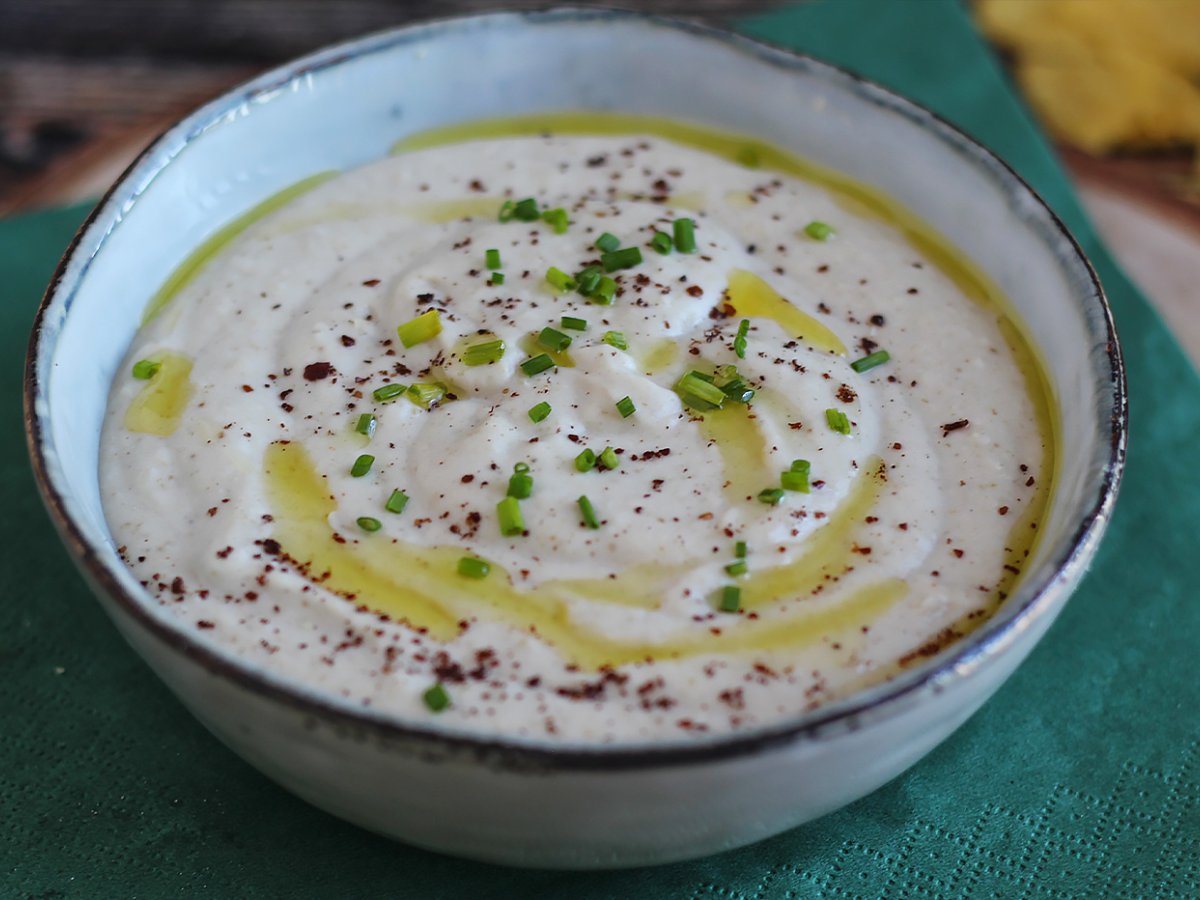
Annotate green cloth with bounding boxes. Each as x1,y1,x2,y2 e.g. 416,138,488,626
3,0,1198,895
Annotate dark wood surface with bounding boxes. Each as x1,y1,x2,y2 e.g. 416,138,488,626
0,1,785,213
3,0,1198,238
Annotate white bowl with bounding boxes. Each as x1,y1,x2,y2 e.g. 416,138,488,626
25,9,1126,868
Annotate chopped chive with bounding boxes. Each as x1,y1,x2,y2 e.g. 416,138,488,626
496,496,525,536
782,459,811,493
735,540,748,558
546,267,577,292
131,359,160,380
485,248,502,269
592,276,617,305
457,557,491,579
725,560,748,576
490,272,505,286
758,487,785,505
674,370,726,410
734,319,750,359
423,683,450,712
719,377,754,404
508,462,533,499
597,446,619,470
536,327,572,353
397,309,442,348
602,330,627,350
406,382,446,407
578,495,601,529
542,207,570,234
385,489,409,514
575,448,597,472
804,220,834,241
826,408,851,435
512,197,540,221
350,454,375,477
595,232,621,253
462,339,506,367
357,516,382,533
850,349,891,373
520,353,555,377
601,246,642,272
562,316,588,331
719,585,741,613
673,218,697,253
498,200,516,222
615,396,636,418
528,401,552,423
650,231,673,255
373,382,406,402
576,268,602,296
355,413,377,438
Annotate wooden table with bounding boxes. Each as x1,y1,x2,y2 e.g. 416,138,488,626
4,0,1197,365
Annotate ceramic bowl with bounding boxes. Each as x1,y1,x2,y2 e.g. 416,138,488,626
25,9,1125,868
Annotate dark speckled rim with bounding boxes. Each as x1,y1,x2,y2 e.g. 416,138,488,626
24,7,1127,771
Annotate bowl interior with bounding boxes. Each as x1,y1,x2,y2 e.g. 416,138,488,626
29,9,1121,747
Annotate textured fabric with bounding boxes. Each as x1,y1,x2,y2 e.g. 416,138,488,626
3,0,1198,895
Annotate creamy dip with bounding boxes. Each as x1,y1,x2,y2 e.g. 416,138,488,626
100,120,1052,743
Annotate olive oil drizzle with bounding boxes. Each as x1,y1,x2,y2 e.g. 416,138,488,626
124,351,193,436
141,171,336,324
264,441,907,671
726,268,847,355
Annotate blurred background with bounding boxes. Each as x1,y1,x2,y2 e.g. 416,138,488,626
2,0,1198,358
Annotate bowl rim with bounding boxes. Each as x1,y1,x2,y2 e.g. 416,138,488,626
24,6,1127,771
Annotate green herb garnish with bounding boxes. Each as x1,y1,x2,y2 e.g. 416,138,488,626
602,330,627,350
397,309,442,348
520,354,555,377
496,496,525,536
595,232,621,253
673,218,697,253
462,339,506,367
507,462,533,499
578,495,601,529
850,350,890,373
373,383,406,402
537,327,572,353
804,220,834,241
601,246,642,272
131,359,160,380
826,408,851,435
457,557,491,579
423,683,450,712
719,585,741,613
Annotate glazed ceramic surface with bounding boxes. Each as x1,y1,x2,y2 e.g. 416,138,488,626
26,10,1125,868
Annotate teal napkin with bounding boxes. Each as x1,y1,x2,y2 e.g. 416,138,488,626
3,1,1197,895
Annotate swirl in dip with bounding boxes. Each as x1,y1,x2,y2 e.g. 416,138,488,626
101,119,1052,742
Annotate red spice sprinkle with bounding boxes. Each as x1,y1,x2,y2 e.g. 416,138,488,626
998,506,1010,516
303,362,334,381
340,335,356,347
941,419,970,437
362,279,381,287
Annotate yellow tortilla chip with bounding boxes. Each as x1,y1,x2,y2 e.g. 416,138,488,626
977,0,1200,154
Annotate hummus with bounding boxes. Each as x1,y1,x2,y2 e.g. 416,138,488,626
100,118,1052,743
